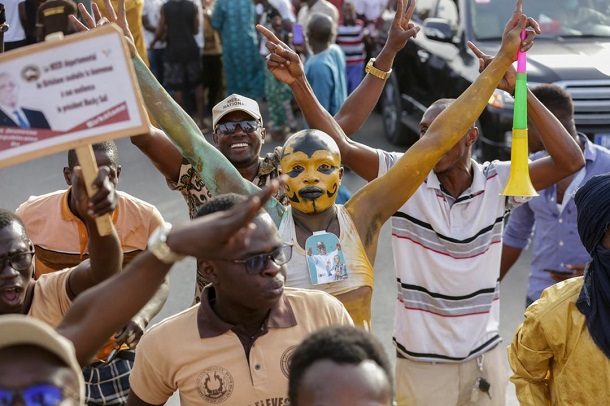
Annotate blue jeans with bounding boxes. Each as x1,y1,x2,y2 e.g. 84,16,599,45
148,48,165,84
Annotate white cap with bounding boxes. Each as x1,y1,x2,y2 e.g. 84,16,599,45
0,315,85,401
212,94,263,129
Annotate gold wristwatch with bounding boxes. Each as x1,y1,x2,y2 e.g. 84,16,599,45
147,222,185,264
365,58,392,80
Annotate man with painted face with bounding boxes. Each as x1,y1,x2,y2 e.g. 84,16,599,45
258,0,586,403
75,0,550,331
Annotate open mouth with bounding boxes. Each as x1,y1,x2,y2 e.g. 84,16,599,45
231,142,249,149
298,187,324,199
1,286,23,306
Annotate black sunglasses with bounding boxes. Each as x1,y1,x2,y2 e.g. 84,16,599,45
230,243,293,275
215,120,260,135
0,250,35,271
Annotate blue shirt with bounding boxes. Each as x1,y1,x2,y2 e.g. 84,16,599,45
304,44,347,116
503,134,610,301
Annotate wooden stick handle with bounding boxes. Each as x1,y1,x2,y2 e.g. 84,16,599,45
74,145,113,236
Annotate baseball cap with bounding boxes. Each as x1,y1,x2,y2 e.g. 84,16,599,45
212,94,263,129
0,315,85,401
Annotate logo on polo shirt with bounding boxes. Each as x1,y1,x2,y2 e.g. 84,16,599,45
280,346,297,378
196,366,234,403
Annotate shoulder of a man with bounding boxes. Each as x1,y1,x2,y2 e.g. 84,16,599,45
284,288,353,325
376,149,403,176
29,268,73,326
16,190,66,233
525,277,583,325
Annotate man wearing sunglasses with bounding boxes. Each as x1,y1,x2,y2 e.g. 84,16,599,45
127,193,352,406
0,180,294,406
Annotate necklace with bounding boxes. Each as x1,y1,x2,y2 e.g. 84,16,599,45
292,208,337,235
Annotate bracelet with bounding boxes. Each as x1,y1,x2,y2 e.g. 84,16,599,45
365,58,392,80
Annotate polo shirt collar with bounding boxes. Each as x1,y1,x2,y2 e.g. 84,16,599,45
425,159,485,196
197,285,297,339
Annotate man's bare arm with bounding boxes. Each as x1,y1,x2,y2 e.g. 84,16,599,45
57,180,282,366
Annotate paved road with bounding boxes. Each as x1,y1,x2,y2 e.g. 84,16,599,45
0,111,529,404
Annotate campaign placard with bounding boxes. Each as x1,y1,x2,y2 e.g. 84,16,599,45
0,24,149,168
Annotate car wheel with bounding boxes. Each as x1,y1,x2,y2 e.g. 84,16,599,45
381,75,410,145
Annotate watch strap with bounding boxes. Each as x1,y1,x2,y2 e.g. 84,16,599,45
365,58,392,80
148,222,185,264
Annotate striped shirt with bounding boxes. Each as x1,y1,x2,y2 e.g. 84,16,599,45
336,20,366,65
378,150,522,363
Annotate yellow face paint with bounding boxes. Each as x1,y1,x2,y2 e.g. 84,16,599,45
281,147,342,214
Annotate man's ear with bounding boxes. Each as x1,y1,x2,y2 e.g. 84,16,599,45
198,259,219,284
212,132,219,146
116,165,122,180
260,128,266,144
63,167,73,186
466,127,479,146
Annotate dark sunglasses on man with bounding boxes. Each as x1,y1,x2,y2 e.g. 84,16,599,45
0,250,35,271
215,120,260,135
0,384,78,406
226,243,293,275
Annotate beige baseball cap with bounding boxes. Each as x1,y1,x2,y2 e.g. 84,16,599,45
0,315,85,401
212,94,263,129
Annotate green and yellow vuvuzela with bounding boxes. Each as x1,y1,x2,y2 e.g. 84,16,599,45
501,29,538,197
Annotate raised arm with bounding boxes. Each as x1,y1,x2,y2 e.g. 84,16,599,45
346,1,535,256
335,0,420,136
66,166,122,298
57,180,281,366
468,43,585,190
73,0,286,225
257,0,420,181
130,125,184,183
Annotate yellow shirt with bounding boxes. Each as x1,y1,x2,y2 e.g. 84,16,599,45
508,277,610,405
130,287,353,405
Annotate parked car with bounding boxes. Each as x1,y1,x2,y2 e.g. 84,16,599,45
377,0,610,161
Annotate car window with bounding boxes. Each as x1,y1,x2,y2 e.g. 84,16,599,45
436,0,458,28
413,0,438,22
468,0,610,40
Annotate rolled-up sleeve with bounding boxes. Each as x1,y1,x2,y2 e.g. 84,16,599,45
504,202,535,249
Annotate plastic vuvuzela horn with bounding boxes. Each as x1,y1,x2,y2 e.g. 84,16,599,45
501,29,538,198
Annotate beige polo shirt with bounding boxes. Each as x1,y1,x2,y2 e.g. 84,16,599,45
130,286,353,405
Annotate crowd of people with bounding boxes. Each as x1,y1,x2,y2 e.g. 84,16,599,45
2,0,610,405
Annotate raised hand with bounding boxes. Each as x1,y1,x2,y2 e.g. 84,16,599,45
71,166,118,220
384,0,420,54
467,42,516,95
256,24,304,86
70,0,137,58
497,0,541,62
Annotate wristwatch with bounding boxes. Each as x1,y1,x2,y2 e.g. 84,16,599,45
147,222,185,264
365,58,392,80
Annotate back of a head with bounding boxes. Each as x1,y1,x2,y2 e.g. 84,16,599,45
307,13,334,44
195,193,248,219
531,84,576,134
574,173,610,253
67,140,119,170
288,326,394,405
